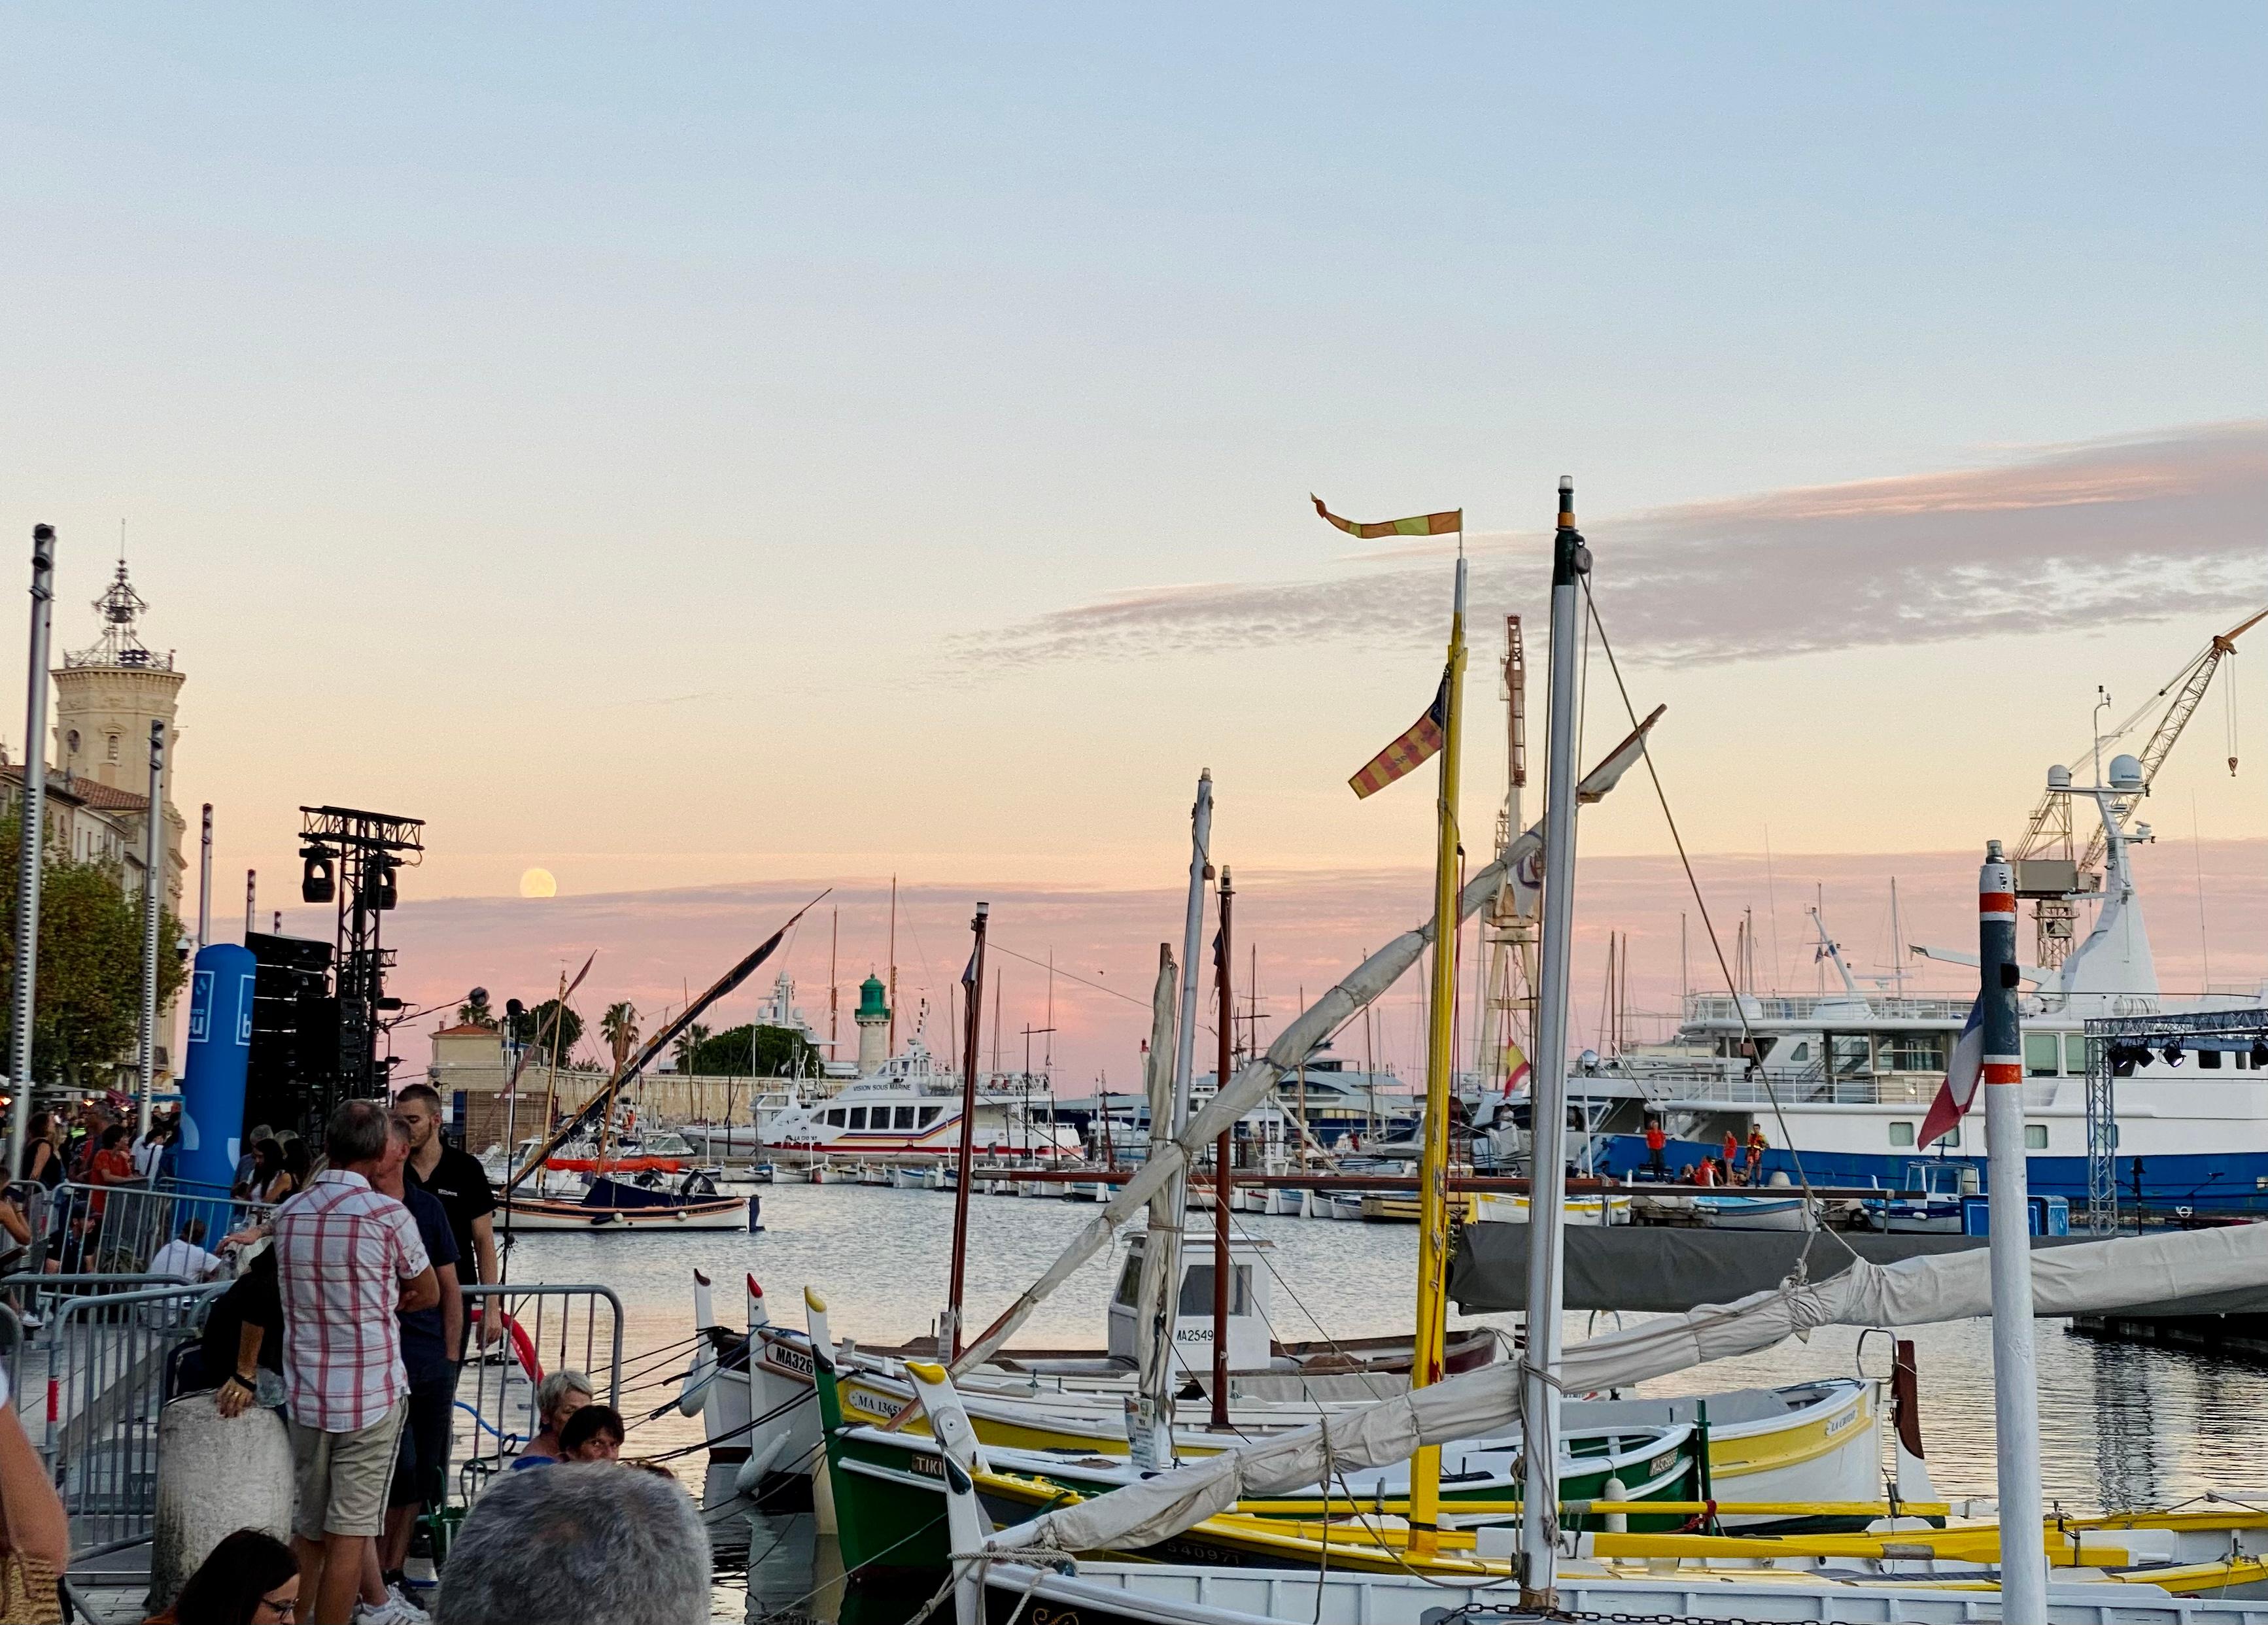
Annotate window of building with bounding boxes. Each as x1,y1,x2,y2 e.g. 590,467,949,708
2065,1034,2091,1074
2024,1033,2061,1076
1889,1121,1916,1147
105,733,119,762
2025,1123,2049,1149
65,730,78,755
848,1106,868,1131
824,1108,846,1127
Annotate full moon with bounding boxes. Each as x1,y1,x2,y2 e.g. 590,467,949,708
519,868,557,898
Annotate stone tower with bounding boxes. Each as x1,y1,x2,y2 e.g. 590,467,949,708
53,560,186,914
854,972,890,1075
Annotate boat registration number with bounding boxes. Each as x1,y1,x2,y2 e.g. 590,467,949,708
1649,1451,1679,1477
764,1345,814,1378
1824,1408,1855,1437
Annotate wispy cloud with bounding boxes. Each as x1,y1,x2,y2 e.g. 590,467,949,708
953,422,2268,670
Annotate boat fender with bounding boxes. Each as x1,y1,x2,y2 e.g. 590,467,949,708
732,1431,791,1497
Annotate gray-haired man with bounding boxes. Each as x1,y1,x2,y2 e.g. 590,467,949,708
435,1463,708,1624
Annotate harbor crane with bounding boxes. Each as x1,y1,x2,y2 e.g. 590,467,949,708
2013,606,2267,966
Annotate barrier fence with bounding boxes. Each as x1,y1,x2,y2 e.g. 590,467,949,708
22,1178,271,1291
449,1283,625,1509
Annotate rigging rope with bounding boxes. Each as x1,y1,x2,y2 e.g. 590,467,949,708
1577,577,1857,1271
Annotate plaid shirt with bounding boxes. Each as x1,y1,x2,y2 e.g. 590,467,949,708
274,1170,432,1431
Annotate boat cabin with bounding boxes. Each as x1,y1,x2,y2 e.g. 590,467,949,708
1105,1229,1275,1376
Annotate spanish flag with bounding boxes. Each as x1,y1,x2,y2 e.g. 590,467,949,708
1349,671,1449,798
1312,496,1462,539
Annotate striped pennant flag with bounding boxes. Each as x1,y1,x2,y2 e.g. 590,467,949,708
1349,671,1449,799
1312,496,1462,539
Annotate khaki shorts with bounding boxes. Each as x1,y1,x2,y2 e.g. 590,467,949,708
290,1399,407,1539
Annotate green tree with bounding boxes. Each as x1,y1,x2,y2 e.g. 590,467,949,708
671,1022,712,1074
510,998,583,1060
456,991,498,1029
0,814,190,1086
598,1001,639,1070
692,1023,822,1078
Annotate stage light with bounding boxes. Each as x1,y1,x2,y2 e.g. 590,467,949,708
2251,1042,2268,1069
2110,1045,2139,1077
2161,1042,2186,1067
300,847,335,904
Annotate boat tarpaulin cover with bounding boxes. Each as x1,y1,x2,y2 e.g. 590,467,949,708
986,1220,2268,1560
1449,1223,2127,1316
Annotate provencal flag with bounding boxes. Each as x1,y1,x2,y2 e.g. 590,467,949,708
1312,496,1462,539
1349,671,1449,798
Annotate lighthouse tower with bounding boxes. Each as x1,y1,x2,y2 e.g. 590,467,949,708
854,973,890,1075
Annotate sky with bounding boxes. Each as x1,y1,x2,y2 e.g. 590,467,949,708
0,5,2260,1080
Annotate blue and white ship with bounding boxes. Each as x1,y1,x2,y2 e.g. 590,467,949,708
1556,754,2268,1216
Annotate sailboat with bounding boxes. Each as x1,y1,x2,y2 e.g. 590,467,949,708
891,483,2268,1622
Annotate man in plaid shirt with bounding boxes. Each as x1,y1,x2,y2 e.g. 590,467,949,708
276,1100,439,1625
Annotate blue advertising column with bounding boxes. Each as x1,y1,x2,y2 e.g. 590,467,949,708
179,943,256,1191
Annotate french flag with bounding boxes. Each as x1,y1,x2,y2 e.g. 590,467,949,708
1919,995,1985,1150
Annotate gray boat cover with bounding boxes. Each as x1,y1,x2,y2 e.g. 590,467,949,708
986,1220,2268,1559
1452,1223,2111,1314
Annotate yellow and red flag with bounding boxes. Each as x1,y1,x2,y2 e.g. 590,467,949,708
1311,496,1462,539
1349,671,1449,798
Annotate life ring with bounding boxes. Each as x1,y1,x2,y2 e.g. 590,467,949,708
469,1304,544,1387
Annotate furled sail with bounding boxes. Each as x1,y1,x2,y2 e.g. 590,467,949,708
988,1215,2268,1559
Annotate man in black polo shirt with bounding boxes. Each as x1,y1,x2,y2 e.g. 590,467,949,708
392,1082,500,1350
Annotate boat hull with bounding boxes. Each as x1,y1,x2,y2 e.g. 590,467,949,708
500,1195,747,1231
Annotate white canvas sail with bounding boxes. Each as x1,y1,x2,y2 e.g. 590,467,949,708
988,1220,2268,1559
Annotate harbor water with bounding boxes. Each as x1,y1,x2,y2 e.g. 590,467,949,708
503,1183,2268,1622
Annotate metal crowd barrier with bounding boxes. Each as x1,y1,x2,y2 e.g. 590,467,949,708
27,1179,269,1287
27,1280,223,1560
451,1283,624,1509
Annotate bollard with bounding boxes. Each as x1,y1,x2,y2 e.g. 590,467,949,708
148,1394,294,1614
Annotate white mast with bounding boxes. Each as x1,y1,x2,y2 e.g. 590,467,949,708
1518,477,1588,1608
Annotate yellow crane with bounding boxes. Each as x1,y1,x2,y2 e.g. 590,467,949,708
2014,606,2268,965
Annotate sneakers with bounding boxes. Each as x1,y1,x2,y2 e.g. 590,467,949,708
354,1588,432,1625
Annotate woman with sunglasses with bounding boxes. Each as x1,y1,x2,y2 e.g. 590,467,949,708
153,1528,300,1624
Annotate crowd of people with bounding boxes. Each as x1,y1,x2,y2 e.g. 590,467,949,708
0,1086,712,1625
1640,1116,1772,1186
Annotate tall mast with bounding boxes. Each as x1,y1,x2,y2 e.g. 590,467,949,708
1135,770,1212,1467
1519,475,1589,1607
829,907,840,1055
888,876,899,1057
942,900,988,1358
1407,533,1468,1558
7,526,54,1179
1210,865,1234,1429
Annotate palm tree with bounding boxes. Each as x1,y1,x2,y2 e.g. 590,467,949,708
456,991,497,1029
599,1002,639,1072
673,1021,712,1075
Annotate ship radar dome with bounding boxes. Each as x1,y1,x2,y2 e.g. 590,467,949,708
2046,764,2071,789
2108,753,2145,791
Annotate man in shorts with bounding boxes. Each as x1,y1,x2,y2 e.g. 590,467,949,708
275,1101,436,1625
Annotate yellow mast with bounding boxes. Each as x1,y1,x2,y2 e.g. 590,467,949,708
1409,544,1468,1556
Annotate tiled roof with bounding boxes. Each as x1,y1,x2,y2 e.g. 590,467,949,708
436,1023,501,1037
0,763,150,813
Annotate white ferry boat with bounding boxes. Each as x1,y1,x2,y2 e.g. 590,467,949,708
762,1024,1081,1160
1562,755,2268,1216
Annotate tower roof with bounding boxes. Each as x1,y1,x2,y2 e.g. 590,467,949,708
63,558,174,673
856,973,889,1022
